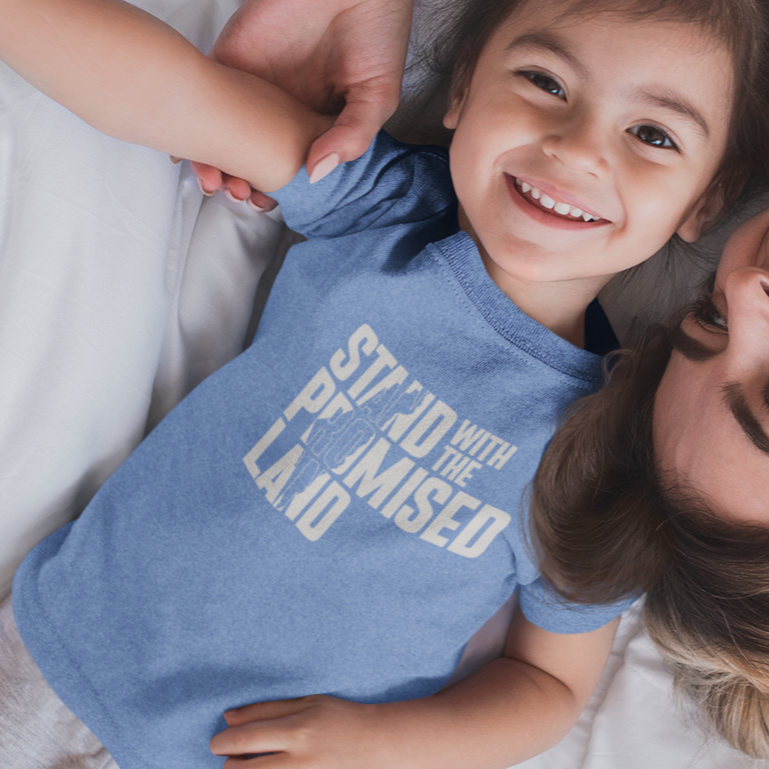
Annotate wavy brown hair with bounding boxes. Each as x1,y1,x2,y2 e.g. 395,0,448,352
531,324,769,758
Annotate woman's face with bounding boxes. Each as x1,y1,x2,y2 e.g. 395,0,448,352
654,210,769,523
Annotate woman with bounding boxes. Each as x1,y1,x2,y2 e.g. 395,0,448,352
532,205,769,759
653,208,769,522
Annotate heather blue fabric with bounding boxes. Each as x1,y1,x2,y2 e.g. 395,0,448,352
14,133,632,769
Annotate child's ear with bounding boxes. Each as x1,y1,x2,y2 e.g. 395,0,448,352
443,75,470,130
676,183,727,243
443,91,465,130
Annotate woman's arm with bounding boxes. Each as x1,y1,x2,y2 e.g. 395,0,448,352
0,0,334,191
209,607,619,769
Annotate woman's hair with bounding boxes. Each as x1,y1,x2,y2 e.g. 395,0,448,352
530,321,769,758
401,0,769,214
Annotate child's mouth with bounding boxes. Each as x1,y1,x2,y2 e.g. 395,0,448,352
508,176,605,224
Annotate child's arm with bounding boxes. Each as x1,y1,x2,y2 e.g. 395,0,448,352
0,0,334,192
192,0,414,202
210,607,619,768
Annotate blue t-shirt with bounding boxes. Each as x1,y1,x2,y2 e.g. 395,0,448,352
14,133,630,769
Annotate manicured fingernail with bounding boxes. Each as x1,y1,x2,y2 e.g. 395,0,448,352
198,179,215,197
169,155,181,164
223,188,245,203
247,198,266,213
308,153,340,184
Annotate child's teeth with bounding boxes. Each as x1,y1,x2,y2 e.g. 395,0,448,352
516,178,600,221
540,193,555,209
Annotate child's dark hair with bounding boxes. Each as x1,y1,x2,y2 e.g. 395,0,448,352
530,320,769,758
409,0,769,217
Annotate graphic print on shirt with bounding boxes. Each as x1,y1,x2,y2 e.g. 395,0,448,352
243,324,517,556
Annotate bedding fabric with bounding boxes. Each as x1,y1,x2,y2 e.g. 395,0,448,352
518,600,767,769
0,595,118,769
0,0,284,601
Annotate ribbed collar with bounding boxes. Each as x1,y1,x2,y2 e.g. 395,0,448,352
432,231,605,387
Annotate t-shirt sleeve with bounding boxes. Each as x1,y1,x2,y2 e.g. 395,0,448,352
269,131,451,239
519,577,638,634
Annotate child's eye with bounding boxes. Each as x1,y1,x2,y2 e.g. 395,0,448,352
519,71,566,100
690,296,728,332
629,124,678,151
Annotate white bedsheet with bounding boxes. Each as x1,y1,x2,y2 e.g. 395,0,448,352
0,0,764,766
520,600,764,768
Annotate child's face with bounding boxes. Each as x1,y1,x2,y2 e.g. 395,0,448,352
654,209,769,524
445,1,733,300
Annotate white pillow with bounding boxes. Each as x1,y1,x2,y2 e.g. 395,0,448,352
0,0,288,597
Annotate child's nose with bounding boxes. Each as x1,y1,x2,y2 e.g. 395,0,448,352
540,116,608,178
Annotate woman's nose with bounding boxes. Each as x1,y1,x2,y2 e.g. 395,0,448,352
723,266,769,364
540,115,608,178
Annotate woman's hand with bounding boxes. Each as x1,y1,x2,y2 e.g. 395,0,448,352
191,0,414,211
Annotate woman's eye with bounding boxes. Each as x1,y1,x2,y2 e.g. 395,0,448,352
690,296,728,332
521,71,565,100
630,124,678,150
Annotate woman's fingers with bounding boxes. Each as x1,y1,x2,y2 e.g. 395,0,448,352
187,162,277,212
306,86,398,182
247,188,278,213
190,160,224,195
218,174,250,202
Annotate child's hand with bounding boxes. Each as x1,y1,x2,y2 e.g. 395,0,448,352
190,0,414,212
209,694,394,768
209,609,620,768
